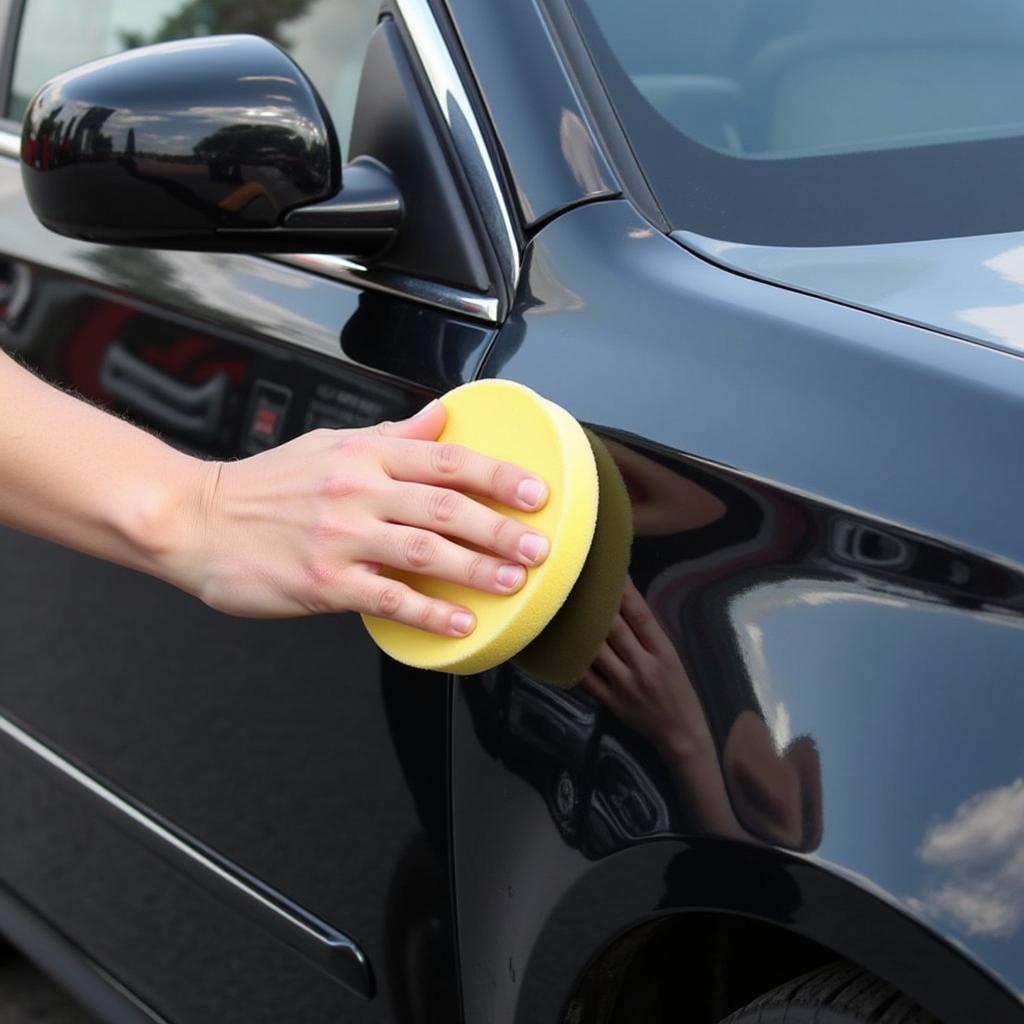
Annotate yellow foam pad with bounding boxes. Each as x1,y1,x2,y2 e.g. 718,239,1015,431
362,380,599,675
513,430,633,688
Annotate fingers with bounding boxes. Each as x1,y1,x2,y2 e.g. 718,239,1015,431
580,668,613,705
350,569,476,637
605,609,649,669
619,578,671,655
368,523,530,594
380,438,549,512
591,639,634,689
373,399,446,442
388,482,549,566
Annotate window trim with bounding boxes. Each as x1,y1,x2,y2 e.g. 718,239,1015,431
537,0,668,232
0,0,517,324
0,0,20,119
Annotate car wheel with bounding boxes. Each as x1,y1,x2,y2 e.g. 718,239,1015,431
720,962,939,1024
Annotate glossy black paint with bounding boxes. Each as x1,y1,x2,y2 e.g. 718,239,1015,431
1,1,1023,1023
348,16,491,292
452,198,1024,1022
0,141,485,1019
0,885,158,1024
19,35,407,254
280,156,402,260
0,172,490,394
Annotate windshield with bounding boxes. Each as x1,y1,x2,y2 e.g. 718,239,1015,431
569,0,1024,245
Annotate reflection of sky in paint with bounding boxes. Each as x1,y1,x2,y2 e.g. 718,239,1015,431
729,578,1024,989
679,228,1024,356
908,777,1024,938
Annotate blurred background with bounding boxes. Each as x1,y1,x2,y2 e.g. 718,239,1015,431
9,0,379,158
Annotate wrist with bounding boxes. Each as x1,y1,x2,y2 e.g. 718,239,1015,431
115,445,222,597
657,728,717,767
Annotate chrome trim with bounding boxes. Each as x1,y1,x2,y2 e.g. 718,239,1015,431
0,128,19,160
276,252,499,321
0,711,373,997
392,0,520,297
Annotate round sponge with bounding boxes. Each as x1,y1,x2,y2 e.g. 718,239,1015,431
362,379,599,675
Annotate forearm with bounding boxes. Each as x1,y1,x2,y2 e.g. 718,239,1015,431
0,349,209,587
659,735,752,842
0,355,551,627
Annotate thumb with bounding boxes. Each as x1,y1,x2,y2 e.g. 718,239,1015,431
377,398,446,441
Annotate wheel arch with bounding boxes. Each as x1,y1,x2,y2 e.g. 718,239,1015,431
511,839,1022,1024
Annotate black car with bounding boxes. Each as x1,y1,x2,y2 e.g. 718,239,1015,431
2,1,1024,1022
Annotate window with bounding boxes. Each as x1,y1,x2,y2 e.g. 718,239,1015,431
569,0,1024,245
7,0,379,159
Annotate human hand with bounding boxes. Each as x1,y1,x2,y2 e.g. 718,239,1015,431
581,578,710,760
581,579,751,840
176,399,550,630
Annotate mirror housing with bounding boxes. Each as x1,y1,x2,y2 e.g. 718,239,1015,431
20,35,401,257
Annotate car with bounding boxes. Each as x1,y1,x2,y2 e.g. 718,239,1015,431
1,0,1023,1021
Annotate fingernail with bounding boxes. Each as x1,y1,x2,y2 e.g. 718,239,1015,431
412,399,440,420
516,478,546,508
518,532,548,563
451,610,475,635
497,564,525,590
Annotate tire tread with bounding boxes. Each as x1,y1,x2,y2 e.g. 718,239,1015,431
719,963,940,1024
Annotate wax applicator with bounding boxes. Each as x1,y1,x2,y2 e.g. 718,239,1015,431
362,380,633,687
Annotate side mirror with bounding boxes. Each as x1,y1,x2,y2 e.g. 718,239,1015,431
19,35,401,258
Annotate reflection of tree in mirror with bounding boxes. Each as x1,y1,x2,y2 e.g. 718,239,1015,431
119,0,315,51
194,123,327,192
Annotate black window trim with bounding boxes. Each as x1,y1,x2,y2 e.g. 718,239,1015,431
537,0,669,233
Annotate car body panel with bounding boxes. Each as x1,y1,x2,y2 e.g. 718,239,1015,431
1,1,1023,1022
0,135,475,1019
679,227,1024,360
451,197,1024,1023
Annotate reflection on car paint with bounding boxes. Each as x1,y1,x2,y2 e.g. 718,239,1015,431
466,426,1024,959
680,228,1024,358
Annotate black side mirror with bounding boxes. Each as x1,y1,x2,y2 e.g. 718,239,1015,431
19,35,401,258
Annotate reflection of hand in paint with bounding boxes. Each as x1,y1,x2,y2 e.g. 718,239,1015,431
582,579,823,851
582,579,707,757
581,579,748,840
724,713,822,852
604,439,726,536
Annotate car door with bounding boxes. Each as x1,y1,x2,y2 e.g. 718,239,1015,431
0,2,515,1022
438,3,1024,1023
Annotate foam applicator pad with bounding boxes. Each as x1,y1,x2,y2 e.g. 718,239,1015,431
361,380,632,683
513,428,633,687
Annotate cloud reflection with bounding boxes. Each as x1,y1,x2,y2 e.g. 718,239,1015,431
911,777,1024,937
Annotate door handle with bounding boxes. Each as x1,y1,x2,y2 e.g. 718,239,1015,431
100,342,229,444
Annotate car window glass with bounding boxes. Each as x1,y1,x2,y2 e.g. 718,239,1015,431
571,0,1024,245
7,0,379,159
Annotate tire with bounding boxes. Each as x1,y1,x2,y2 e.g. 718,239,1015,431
720,962,940,1024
